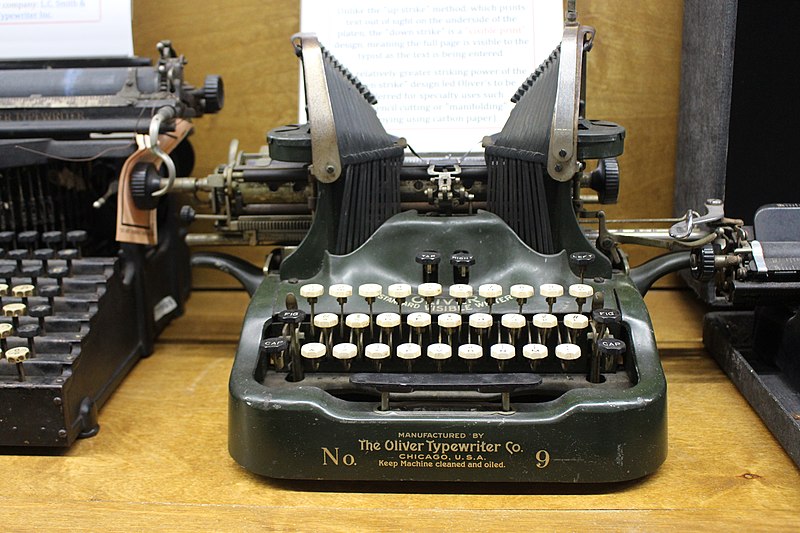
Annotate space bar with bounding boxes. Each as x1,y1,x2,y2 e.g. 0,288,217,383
350,373,542,394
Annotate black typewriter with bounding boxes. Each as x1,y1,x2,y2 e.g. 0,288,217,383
0,42,223,447
185,7,710,483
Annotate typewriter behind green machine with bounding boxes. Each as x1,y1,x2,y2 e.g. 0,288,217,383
183,6,698,483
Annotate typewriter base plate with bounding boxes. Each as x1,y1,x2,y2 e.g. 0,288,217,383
704,311,800,467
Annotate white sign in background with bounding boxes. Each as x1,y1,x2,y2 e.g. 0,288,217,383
301,0,563,154
0,0,133,59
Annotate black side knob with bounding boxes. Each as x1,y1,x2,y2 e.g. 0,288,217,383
589,158,620,204
202,75,224,114
130,162,163,210
690,244,716,282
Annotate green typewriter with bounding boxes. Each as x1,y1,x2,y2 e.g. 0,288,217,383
183,5,710,483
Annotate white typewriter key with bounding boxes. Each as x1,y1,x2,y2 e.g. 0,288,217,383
388,283,412,298
469,312,493,329
396,342,422,371
510,284,534,313
523,343,548,370
468,312,493,345
449,283,473,299
301,342,326,370
332,343,358,360
345,312,370,329
533,313,558,345
427,342,452,371
300,283,324,299
555,343,582,371
329,284,353,298
540,283,563,313
332,342,358,370
365,342,391,371
490,343,515,371
396,342,422,360
437,312,462,329
478,283,502,313
569,283,594,313
376,312,401,346
458,343,483,372
418,282,442,314
458,343,483,360
376,312,401,328
449,283,473,313
510,284,534,299
501,313,526,345
563,313,589,329
388,283,412,314
329,283,352,335
345,312,370,353
358,283,382,299
523,343,548,360
313,312,339,329
407,312,432,328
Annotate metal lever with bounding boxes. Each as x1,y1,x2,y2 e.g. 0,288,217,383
147,106,178,197
669,198,724,240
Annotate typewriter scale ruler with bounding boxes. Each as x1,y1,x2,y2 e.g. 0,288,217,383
229,211,667,483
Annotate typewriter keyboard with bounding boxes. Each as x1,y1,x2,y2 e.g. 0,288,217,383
0,230,115,383
258,278,630,409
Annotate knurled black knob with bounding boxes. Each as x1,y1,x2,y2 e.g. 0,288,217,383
130,162,162,210
202,75,225,114
690,244,716,282
589,158,620,204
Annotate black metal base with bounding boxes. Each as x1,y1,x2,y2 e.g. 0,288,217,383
703,310,800,467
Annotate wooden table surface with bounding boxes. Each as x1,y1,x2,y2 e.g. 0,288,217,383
1,289,798,532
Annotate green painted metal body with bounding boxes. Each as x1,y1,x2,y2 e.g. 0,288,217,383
228,208,667,482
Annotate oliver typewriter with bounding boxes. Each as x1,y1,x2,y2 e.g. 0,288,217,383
184,6,712,482
0,42,223,446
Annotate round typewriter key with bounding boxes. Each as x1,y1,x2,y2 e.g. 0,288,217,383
555,343,582,360
569,283,594,313
407,312,432,328
418,282,442,297
16,323,40,358
478,283,503,299
539,283,564,298
458,343,483,360
388,283,412,299
416,250,441,283
448,283,473,299
396,342,422,360
3,302,27,330
261,337,288,370
313,312,339,329
300,283,324,298
437,312,462,329
277,309,306,324
332,342,358,370
376,312,401,329
532,313,557,329
523,343,548,364
563,313,589,329
345,312,370,329
358,283,382,299
6,346,29,381
329,284,352,298
450,250,475,284
510,284,534,299
592,308,622,340
427,342,452,371
396,342,422,371
12,284,35,307
468,312,493,329
332,342,358,360
501,313,526,329
490,343,515,371
301,342,326,370
365,342,391,371
597,337,627,362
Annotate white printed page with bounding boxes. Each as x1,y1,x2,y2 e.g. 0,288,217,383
0,0,133,59
301,0,563,154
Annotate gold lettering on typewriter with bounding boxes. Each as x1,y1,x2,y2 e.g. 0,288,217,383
320,432,552,471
